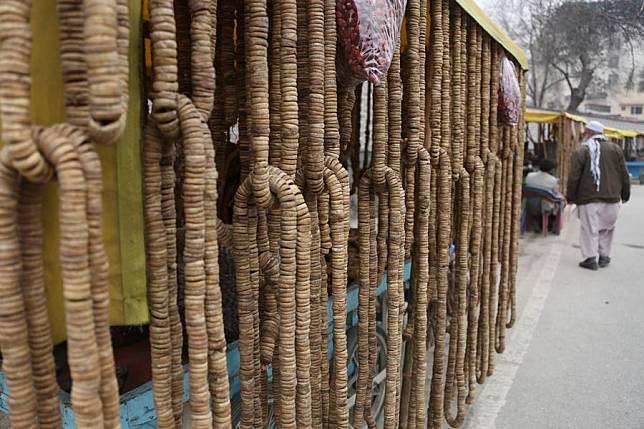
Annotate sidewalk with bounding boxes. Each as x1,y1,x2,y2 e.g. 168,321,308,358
464,185,644,429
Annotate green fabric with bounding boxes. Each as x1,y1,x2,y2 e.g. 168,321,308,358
0,1,148,343
117,0,148,327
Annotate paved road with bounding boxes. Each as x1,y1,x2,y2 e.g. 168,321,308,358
464,185,644,429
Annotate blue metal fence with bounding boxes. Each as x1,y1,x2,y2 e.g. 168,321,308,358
0,261,413,428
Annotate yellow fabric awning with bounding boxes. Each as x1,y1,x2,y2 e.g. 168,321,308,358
604,128,622,139
619,129,641,138
525,108,644,139
562,112,588,124
525,110,561,124
603,127,640,139
524,109,589,125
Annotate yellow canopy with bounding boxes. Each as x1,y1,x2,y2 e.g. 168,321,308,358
563,112,588,124
0,1,148,343
524,110,561,124
525,108,644,140
619,129,641,138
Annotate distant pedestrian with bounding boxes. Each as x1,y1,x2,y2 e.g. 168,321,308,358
566,121,631,270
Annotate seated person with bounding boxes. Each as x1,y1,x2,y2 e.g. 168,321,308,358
525,158,559,195
524,159,563,233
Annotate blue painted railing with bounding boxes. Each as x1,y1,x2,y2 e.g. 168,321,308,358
625,161,644,179
0,260,414,428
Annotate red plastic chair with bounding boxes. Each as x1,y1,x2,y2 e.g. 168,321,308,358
521,186,564,237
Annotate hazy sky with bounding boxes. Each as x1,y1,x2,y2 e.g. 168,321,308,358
476,0,495,14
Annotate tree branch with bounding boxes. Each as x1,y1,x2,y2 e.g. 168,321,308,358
543,76,566,92
551,62,573,90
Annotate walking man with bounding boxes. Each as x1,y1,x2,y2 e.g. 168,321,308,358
566,121,631,270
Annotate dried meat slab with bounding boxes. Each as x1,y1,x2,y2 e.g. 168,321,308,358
336,0,407,86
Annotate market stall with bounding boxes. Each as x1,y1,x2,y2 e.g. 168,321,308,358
525,107,644,190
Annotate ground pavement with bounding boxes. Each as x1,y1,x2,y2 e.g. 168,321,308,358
462,185,644,429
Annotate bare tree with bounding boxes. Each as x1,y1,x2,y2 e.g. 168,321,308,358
523,1,566,108
488,0,644,112
488,0,567,108
545,2,615,111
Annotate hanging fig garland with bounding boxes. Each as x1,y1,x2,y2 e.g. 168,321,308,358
0,0,128,427
0,1,530,428
144,0,232,427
